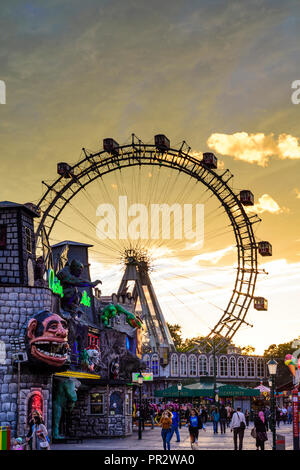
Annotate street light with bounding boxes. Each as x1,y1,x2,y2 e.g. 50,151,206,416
137,372,144,440
177,382,182,429
267,359,278,451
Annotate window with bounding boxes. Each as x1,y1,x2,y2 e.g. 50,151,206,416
199,356,208,376
247,358,255,377
25,226,32,253
72,338,81,364
125,393,132,415
143,354,150,372
238,358,245,377
230,357,236,377
257,358,265,378
180,355,187,376
88,333,100,349
209,356,218,376
151,354,159,376
171,354,178,376
188,355,197,376
220,356,228,377
89,393,105,415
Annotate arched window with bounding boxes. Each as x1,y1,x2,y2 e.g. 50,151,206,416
247,358,255,377
188,355,197,376
171,354,179,376
257,358,265,378
151,354,159,376
238,358,245,377
230,357,236,377
27,391,43,425
199,355,208,376
143,354,150,372
180,355,187,376
209,356,218,376
219,356,228,377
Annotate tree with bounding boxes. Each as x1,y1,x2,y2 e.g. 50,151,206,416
241,345,255,355
263,337,300,388
264,339,299,359
167,323,233,354
167,323,184,350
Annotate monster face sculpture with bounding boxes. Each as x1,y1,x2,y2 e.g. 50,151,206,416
26,310,69,367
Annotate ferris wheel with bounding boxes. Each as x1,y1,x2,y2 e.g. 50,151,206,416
34,133,272,353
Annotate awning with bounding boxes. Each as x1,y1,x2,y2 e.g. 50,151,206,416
154,382,260,398
54,371,101,380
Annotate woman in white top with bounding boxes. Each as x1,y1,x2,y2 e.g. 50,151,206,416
28,414,50,450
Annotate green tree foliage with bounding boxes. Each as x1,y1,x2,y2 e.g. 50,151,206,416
167,323,232,354
263,337,300,387
241,345,255,355
167,323,184,350
263,339,300,359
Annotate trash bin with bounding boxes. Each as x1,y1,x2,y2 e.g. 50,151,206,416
0,426,11,450
276,434,285,450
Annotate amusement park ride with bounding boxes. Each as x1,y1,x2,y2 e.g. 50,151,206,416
32,133,272,355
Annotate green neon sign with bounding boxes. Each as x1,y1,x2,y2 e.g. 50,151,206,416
48,269,91,307
48,269,64,298
80,291,91,307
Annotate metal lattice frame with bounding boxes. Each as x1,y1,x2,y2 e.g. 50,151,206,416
35,137,263,351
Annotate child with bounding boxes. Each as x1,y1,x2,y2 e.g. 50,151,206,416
13,437,25,450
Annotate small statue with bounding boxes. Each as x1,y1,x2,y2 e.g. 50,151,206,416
101,303,142,329
53,378,81,440
57,259,101,319
80,347,101,372
110,358,120,380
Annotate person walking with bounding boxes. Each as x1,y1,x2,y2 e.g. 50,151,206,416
186,408,205,449
225,404,232,428
245,409,250,428
149,407,155,429
219,405,227,434
169,407,180,443
264,407,270,431
287,404,292,424
254,411,268,450
159,410,173,451
211,407,220,434
201,406,208,424
26,414,50,450
276,407,281,428
230,407,246,451
281,406,287,424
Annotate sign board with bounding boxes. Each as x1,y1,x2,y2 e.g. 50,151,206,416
0,341,6,364
132,372,153,382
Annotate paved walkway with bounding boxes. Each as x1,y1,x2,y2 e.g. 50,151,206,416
51,422,293,451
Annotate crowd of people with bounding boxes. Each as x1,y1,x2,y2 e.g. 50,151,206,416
134,401,293,451
11,400,292,451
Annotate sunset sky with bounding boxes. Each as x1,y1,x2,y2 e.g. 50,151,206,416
1,0,300,354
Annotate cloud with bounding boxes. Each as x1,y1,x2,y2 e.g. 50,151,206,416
207,132,300,166
246,194,287,215
294,188,300,199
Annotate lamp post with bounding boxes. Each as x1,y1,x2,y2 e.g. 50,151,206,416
137,372,144,440
177,382,182,429
267,359,278,451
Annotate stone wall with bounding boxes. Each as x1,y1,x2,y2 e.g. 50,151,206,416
0,209,20,284
0,286,54,437
67,385,132,438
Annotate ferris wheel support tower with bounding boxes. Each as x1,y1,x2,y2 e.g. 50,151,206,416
117,250,175,360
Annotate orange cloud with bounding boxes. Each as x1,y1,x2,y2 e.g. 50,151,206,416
294,188,300,199
246,194,288,215
207,132,300,166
